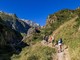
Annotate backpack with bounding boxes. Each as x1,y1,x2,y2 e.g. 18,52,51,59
45,36,48,41
58,39,62,43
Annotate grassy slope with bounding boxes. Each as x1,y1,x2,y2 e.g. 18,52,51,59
53,16,80,60
11,43,56,60
42,9,76,35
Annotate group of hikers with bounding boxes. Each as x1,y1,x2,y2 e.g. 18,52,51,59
43,35,63,53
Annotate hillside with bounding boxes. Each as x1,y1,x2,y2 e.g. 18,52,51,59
0,11,40,60
44,8,80,60
0,17,23,60
43,9,76,35
53,16,79,60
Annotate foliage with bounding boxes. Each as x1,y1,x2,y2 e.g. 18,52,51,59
11,43,56,60
44,9,77,35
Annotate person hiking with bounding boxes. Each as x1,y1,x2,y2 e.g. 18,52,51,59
49,35,52,43
58,38,63,53
43,35,47,44
45,35,49,44
52,35,55,47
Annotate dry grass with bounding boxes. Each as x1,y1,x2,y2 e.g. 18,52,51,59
51,16,80,60
11,43,56,60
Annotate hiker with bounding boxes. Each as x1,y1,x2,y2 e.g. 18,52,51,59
58,38,63,53
52,35,55,47
45,35,49,44
49,35,52,43
43,35,47,43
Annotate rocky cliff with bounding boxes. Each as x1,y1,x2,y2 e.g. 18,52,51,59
0,11,40,34
22,19,40,28
0,17,23,47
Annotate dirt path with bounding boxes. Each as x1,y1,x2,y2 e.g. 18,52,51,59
41,41,71,60
56,45,71,60
64,48,71,60
57,52,64,60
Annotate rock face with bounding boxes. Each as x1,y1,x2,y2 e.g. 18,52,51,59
22,19,40,28
0,12,30,33
0,11,40,34
27,28,36,36
0,17,23,47
0,17,29,60
0,11,40,46
46,15,57,26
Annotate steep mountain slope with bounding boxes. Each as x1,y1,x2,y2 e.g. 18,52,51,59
0,11,40,60
53,16,80,60
52,16,78,36
43,9,76,35
36,8,80,60
52,16,78,60
0,17,23,60
0,11,40,34
44,8,80,60
0,17,23,47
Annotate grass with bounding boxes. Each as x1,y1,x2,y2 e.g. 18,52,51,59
11,43,56,60
44,9,77,35
54,16,80,60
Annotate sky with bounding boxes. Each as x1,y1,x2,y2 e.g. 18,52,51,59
0,0,80,26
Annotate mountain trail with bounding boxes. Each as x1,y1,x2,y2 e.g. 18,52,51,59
41,41,71,60
55,45,71,60
41,16,78,60
52,16,78,60
52,16,79,60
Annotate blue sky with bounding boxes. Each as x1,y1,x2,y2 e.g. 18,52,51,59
0,0,80,26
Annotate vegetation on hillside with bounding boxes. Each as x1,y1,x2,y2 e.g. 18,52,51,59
43,9,77,35
11,43,56,60
40,9,80,60
55,16,80,60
